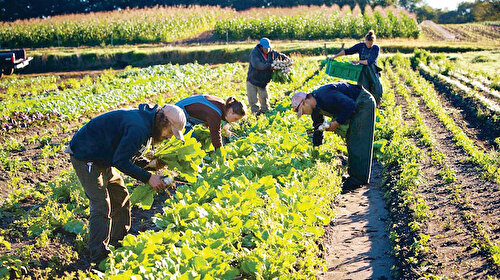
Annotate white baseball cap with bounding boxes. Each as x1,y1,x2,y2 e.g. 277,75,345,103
291,91,307,119
162,104,186,141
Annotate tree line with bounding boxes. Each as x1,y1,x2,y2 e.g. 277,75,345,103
415,0,499,24
0,0,498,23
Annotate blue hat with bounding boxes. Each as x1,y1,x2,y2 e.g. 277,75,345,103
259,38,271,49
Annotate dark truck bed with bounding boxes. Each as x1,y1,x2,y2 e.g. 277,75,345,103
0,49,33,77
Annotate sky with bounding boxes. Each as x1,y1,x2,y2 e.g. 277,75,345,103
424,0,475,10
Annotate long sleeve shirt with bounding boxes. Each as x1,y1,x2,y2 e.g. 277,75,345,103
311,83,361,146
70,104,156,183
344,42,380,65
182,95,227,150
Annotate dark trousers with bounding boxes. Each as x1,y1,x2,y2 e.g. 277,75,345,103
346,89,376,185
70,156,131,263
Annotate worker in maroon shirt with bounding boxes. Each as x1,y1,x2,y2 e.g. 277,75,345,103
175,95,245,150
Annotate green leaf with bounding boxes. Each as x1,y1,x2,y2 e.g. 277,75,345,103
129,184,155,210
192,256,209,271
63,219,86,235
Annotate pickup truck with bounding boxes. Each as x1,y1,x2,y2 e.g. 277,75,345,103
0,49,32,78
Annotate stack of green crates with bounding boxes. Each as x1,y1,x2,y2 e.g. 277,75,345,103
323,60,363,82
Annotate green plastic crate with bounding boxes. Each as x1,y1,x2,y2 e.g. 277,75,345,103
323,60,363,82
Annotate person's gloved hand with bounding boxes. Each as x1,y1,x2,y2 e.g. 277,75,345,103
133,156,149,168
317,121,331,132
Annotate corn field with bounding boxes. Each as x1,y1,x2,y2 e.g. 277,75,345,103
214,5,420,40
0,5,419,49
0,6,230,48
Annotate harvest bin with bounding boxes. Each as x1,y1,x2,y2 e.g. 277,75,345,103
321,60,363,82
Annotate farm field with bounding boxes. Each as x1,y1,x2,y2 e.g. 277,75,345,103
0,4,500,280
0,49,499,278
1,5,499,74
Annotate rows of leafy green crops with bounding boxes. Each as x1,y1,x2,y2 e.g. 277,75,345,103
214,10,419,41
0,63,240,133
0,6,227,48
0,58,345,278
7,51,497,278
95,62,346,278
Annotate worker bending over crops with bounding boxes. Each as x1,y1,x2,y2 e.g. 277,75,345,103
247,37,290,114
329,30,383,105
175,95,245,150
291,82,376,193
65,104,186,266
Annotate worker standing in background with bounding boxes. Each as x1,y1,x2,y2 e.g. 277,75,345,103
291,82,376,193
66,104,186,266
175,95,245,150
330,30,383,105
247,37,290,114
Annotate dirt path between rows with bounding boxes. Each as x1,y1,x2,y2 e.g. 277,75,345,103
323,161,394,280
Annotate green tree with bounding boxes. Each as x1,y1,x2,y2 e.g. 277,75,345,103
456,1,474,22
398,0,423,11
472,0,500,21
415,4,438,22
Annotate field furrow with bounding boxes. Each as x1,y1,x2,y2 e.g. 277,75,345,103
388,62,499,278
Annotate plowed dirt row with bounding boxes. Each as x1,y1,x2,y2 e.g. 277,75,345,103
395,70,500,278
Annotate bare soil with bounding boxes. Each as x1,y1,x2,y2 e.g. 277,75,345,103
322,161,394,280
420,21,457,41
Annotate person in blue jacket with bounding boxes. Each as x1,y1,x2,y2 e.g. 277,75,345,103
330,30,383,105
291,82,376,193
66,104,186,265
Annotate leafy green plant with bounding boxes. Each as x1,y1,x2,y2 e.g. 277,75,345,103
154,132,206,183
129,184,155,210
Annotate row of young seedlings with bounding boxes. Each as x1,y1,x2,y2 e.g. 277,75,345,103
0,125,73,191
386,58,457,184
397,59,500,182
376,59,434,279
386,60,477,279
447,70,500,101
420,56,500,101
390,58,500,269
418,62,500,117
1,64,237,134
